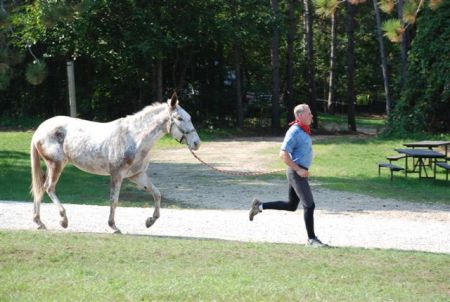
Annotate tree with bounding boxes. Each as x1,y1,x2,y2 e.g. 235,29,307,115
380,0,444,88
231,0,244,128
387,0,449,134
270,0,281,130
303,0,318,128
314,0,340,114
345,0,357,131
372,0,392,114
285,0,297,122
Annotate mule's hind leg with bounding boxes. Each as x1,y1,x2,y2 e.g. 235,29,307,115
108,174,124,234
129,172,161,228
45,161,69,228
33,196,46,230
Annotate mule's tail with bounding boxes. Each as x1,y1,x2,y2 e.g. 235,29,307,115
30,142,45,202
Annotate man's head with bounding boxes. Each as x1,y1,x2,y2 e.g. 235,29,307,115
294,104,313,126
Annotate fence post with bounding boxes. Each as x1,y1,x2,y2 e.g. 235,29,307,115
67,61,77,117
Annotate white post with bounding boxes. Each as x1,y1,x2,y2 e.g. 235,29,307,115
67,61,77,117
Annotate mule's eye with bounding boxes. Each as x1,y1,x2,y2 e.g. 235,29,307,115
177,116,183,121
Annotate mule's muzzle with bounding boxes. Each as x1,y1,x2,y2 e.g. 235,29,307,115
191,140,200,151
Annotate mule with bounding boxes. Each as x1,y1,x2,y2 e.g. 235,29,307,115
30,93,200,233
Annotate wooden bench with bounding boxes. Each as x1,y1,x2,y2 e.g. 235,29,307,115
378,162,404,180
435,162,450,181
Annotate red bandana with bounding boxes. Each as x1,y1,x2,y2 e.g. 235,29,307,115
289,120,311,135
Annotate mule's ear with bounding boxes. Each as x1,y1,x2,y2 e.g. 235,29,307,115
169,92,178,108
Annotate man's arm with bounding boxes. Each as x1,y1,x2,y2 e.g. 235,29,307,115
279,150,309,177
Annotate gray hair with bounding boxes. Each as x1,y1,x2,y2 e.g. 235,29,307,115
294,104,309,117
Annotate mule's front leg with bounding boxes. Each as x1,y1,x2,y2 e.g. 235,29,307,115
145,182,161,228
108,174,124,234
129,173,161,228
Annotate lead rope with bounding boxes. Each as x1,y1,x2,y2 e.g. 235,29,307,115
189,149,285,176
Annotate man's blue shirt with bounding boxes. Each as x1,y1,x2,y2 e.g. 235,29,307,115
280,125,313,169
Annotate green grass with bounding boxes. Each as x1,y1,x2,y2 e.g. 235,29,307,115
265,135,450,204
1,130,449,205
1,230,449,301
319,113,386,129
0,129,236,205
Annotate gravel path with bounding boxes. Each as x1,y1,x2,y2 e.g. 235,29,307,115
1,201,449,254
1,137,449,254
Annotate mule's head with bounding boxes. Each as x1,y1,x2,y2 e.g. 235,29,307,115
167,93,201,150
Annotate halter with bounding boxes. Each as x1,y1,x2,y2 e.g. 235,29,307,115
168,115,196,144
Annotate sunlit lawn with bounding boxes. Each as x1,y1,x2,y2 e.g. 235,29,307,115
0,127,449,205
1,230,449,301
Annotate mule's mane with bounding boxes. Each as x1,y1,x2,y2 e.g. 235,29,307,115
125,102,168,130
128,102,167,119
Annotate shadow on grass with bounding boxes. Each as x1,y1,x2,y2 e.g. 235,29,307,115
2,150,449,213
0,150,30,160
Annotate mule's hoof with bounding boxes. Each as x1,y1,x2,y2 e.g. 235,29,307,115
145,217,156,228
113,229,122,234
60,218,68,228
37,224,47,230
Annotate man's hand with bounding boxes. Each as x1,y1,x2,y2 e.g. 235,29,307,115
296,168,309,178
280,150,310,177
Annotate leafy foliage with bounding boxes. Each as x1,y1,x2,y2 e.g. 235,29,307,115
381,0,445,43
382,18,403,42
0,0,447,134
25,61,48,85
386,1,450,135
378,0,395,13
402,0,419,24
0,62,11,90
314,0,340,17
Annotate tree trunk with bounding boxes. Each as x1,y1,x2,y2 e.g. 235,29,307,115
372,0,391,115
270,0,281,130
285,0,296,123
327,10,337,114
397,0,408,88
177,47,193,93
153,60,163,102
346,1,357,131
234,42,243,128
303,0,318,129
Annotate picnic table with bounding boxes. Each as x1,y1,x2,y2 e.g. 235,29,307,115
403,140,450,159
395,148,446,179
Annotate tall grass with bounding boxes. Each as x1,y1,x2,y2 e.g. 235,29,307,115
1,230,449,301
